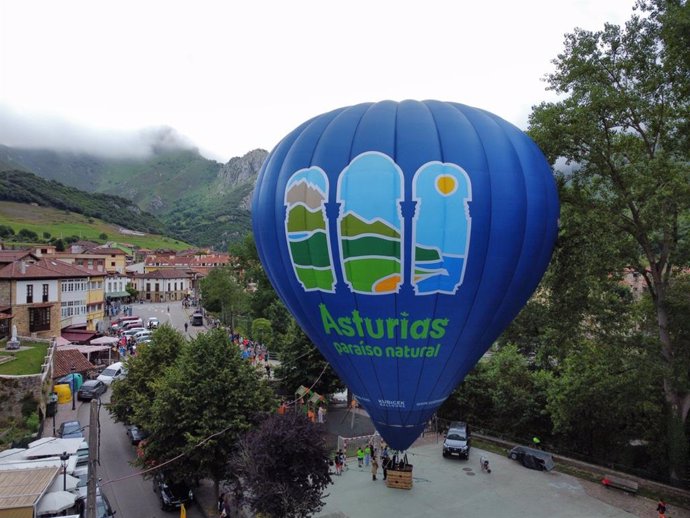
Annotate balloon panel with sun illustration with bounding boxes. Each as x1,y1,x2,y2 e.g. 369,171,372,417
412,162,472,294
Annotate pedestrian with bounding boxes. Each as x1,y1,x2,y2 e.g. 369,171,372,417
265,362,271,379
184,322,188,333
532,436,541,449
317,405,325,423
167,306,170,312
217,493,225,512
357,447,364,468
364,443,372,467
657,499,667,518
382,446,390,480
371,455,379,481
334,451,342,475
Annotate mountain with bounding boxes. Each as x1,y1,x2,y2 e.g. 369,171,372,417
0,169,166,234
0,144,268,249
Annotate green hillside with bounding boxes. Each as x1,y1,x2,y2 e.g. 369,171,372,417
0,144,266,250
0,170,167,234
0,201,191,250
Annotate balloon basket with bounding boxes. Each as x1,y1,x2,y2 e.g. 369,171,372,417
386,465,413,490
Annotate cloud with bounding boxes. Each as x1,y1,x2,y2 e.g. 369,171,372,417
0,104,197,158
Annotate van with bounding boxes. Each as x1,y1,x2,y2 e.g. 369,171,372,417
443,421,470,459
97,362,127,385
190,312,204,326
121,319,144,330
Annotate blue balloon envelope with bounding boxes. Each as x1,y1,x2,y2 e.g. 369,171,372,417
252,100,559,450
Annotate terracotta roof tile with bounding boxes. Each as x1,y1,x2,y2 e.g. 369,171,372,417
53,348,97,378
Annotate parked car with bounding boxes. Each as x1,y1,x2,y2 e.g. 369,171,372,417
57,420,83,438
76,440,89,466
97,362,127,385
133,330,152,341
153,472,194,511
121,319,144,331
126,425,149,445
122,325,145,336
507,445,555,471
77,380,108,400
96,491,116,518
442,421,470,459
147,317,160,329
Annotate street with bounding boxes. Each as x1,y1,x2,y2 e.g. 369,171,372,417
61,302,209,518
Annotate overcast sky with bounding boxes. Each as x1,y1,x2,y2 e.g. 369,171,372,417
0,0,636,163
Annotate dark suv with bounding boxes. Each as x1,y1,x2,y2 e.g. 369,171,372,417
442,421,470,459
153,472,194,511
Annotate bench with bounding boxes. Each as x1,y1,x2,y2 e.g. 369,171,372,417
602,474,639,494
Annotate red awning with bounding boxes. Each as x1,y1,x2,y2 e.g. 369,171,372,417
0,313,13,320
61,331,100,344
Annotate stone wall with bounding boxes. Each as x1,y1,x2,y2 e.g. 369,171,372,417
0,339,54,429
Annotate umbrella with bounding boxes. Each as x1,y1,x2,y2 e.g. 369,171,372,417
36,491,76,514
48,473,79,492
90,336,119,345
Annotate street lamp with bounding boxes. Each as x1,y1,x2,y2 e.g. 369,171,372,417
70,366,76,410
60,451,69,491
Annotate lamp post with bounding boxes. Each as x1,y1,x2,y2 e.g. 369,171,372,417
60,451,69,491
70,366,76,410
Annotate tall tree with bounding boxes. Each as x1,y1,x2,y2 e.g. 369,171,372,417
228,412,332,518
529,0,690,480
200,266,250,330
275,321,344,396
137,329,275,497
107,325,185,425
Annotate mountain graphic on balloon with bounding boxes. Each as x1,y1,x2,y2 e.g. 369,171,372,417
284,152,471,296
253,100,559,451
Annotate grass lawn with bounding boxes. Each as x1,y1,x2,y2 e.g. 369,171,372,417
0,341,50,375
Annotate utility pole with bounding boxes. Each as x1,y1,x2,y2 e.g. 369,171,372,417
86,399,99,518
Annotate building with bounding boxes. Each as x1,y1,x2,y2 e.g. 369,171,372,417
0,258,106,339
133,269,193,302
105,273,131,301
143,252,230,275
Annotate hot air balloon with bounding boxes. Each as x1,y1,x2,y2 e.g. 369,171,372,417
252,100,559,451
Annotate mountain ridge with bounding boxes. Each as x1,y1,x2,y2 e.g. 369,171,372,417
0,144,268,249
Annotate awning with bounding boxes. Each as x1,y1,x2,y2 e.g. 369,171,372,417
90,336,119,345
36,490,76,514
61,331,99,344
0,313,13,319
107,291,130,298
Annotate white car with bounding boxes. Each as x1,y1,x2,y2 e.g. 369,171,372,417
122,327,146,338
97,362,127,385
133,330,152,341
147,317,160,329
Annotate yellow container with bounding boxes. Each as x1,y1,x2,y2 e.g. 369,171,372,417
54,383,72,404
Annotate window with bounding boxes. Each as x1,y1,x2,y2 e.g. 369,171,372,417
111,262,115,267
29,307,50,332
42,284,49,303
26,285,33,304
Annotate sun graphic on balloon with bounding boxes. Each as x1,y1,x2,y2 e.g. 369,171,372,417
435,174,457,196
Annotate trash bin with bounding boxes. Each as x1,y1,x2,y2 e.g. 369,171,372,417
54,384,72,404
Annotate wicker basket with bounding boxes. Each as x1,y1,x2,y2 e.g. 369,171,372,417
386,465,413,490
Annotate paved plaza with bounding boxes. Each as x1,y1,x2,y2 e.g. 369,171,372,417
316,441,638,518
